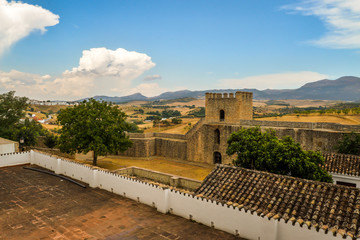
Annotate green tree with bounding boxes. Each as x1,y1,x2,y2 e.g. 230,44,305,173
162,110,181,118
336,132,360,155
44,132,59,148
57,99,133,166
226,127,332,183
0,91,28,138
171,118,182,124
13,118,44,147
127,122,144,133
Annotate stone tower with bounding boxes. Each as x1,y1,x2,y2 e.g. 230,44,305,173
205,91,253,123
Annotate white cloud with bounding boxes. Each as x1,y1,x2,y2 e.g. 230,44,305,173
0,0,59,55
218,71,329,90
143,74,162,81
283,0,360,49
0,48,156,100
128,83,167,97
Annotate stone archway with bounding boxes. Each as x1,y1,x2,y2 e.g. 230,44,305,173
213,151,222,164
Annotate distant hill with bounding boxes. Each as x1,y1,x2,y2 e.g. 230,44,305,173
80,76,360,103
80,93,148,103
266,76,360,101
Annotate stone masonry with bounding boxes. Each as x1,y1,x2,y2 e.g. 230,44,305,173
120,91,359,165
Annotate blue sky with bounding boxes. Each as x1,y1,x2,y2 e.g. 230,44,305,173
0,0,359,100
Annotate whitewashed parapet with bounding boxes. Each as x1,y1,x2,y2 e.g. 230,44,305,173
167,189,346,240
0,151,349,239
0,151,30,168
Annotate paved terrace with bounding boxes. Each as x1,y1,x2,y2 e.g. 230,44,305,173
0,165,241,240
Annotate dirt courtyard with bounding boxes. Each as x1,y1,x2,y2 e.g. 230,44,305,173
0,165,241,240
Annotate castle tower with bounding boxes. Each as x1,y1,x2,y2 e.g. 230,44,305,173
205,91,253,123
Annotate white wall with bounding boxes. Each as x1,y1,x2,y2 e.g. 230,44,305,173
0,151,29,168
0,151,350,240
332,173,360,188
0,143,15,155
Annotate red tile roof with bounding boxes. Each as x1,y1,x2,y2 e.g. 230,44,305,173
195,165,360,239
323,153,360,177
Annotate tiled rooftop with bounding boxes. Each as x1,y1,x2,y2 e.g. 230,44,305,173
323,153,360,177
0,165,241,240
195,165,360,239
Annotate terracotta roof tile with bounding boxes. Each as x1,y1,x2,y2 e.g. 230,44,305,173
323,153,360,177
195,165,360,239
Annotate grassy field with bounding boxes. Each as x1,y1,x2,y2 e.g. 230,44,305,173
141,118,200,134
75,156,213,181
30,99,357,136
260,114,360,125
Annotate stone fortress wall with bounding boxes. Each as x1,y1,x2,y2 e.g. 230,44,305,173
120,91,360,165
205,92,253,123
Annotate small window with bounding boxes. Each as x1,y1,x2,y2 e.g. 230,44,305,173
213,152,222,164
336,181,356,188
220,110,225,121
214,129,220,144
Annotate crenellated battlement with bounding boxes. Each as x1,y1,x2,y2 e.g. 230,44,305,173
205,91,253,123
205,91,253,100
205,92,235,99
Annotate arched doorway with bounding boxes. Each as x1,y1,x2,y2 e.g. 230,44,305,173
220,110,225,121
214,129,220,144
213,152,222,164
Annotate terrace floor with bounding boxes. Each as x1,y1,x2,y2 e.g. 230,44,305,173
0,165,242,240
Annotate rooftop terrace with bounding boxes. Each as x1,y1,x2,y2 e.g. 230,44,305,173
0,165,240,240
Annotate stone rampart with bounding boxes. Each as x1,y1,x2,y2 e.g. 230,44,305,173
120,133,187,160
205,91,253,123
240,120,360,132
116,166,201,191
155,138,187,160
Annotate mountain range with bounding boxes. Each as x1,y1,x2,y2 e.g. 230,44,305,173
83,76,360,103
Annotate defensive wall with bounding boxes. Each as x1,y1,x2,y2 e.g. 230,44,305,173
120,91,360,165
190,122,358,165
0,151,346,240
115,166,201,191
121,120,358,165
205,92,253,123
239,119,360,132
120,132,187,160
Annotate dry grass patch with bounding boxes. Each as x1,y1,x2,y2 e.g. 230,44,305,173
260,114,360,125
75,156,213,181
142,118,200,134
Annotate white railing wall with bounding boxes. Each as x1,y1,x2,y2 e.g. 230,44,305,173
0,151,30,168
332,173,360,188
0,151,347,240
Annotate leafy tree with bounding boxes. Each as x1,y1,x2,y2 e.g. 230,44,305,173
153,117,162,127
162,110,181,118
127,122,144,133
336,132,360,155
188,107,205,117
146,115,161,121
13,118,44,147
0,91,28,138
161,120,170,126
44,132,59,149
135,109,144,114
227,127,332,183
57,99,133,166
145,116,161,122
146,111,161,116
171,118,182,124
